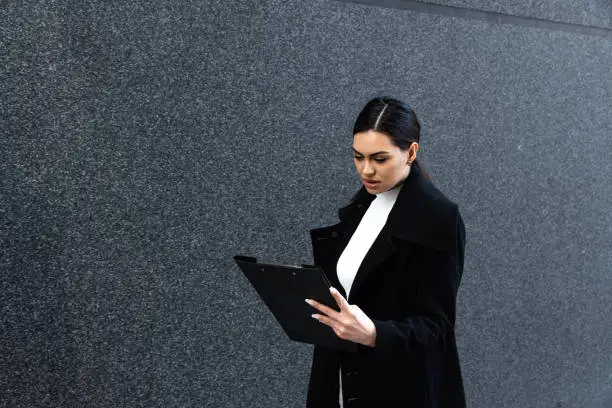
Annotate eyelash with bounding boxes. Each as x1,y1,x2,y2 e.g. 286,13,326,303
354,156,386,163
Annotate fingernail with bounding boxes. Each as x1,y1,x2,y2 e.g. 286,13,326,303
311,314,318,319
305,299,311,304
329,287,336,293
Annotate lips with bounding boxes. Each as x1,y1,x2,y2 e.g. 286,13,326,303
363,179,380,185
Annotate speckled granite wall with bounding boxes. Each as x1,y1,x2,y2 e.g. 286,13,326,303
426,0,611,29
1,0,610,407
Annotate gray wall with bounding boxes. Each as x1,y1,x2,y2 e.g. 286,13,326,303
1,0,610,407
427,0,611,29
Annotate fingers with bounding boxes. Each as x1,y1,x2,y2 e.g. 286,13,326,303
311,313,346,339
311,313,330,326
305,287,349,317
329,287,348,311
308,288,347,339
305,298,340,319
308,290,374,345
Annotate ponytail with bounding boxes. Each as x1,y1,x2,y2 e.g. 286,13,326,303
412,158,431,182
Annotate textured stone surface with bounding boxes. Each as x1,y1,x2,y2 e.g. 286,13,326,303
426,0,612,29
1,0,611,407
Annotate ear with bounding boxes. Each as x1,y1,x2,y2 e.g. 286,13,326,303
408,142,419,162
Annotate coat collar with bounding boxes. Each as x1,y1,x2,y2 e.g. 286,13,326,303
337,164,459,255
312,164,460,302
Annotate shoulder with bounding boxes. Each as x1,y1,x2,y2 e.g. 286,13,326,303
389,170,462,255
414,176,460,227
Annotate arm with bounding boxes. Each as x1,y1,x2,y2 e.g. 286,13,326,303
359,212,466,360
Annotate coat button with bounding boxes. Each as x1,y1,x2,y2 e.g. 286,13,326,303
331,231,338,237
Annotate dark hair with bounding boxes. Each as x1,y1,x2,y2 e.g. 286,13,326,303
349,96,430,202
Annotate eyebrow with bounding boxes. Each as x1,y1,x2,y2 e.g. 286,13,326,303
352,147,389,156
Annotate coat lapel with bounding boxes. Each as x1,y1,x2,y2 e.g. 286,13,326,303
345,222,396,302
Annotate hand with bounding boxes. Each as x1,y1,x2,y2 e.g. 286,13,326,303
305,287,377,347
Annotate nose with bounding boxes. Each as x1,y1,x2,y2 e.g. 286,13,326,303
362,160,375,176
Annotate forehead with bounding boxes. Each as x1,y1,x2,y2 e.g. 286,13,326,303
353,130,396,153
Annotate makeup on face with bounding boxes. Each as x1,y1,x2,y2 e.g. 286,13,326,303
352,131,412,194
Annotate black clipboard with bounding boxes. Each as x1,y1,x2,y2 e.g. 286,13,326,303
234,255,357,352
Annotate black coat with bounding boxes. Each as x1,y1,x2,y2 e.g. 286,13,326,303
306,164,466,408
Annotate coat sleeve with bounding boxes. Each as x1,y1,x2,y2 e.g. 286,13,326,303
357,211,466,361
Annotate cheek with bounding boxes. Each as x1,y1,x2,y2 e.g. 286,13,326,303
384,161,402,179
383,161,396,174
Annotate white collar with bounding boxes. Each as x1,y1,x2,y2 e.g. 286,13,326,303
373,183,402,205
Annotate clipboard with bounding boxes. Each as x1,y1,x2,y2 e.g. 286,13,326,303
233,255,357,352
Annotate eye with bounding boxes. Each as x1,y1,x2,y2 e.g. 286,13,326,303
353,156,363,160
374,158,387,163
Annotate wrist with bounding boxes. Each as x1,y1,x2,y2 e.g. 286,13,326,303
366,325,377,347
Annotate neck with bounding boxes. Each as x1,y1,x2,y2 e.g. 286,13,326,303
391,166,411,190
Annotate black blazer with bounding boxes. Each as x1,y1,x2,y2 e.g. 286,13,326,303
307,164,466,408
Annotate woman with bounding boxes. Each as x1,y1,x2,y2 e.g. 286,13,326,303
305,97,466,407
